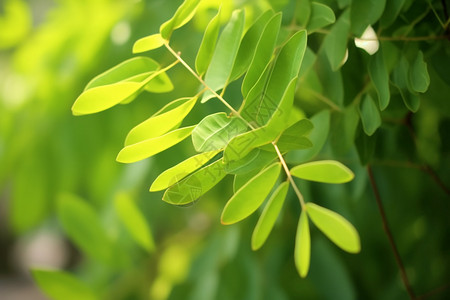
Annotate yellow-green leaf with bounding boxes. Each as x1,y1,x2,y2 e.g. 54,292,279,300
117,126,195,163
195,8,222,76
150,150,220,191
125,97,197,145
294,210,311,278
306,203,361,253
133,33,165,53
160,0,202,40
252,181,289,250
221,163,281,225
290,160,354,184
114,192,155,252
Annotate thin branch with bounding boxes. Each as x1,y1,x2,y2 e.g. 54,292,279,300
421,165,450,196
417,280,450,299
367,165,416,300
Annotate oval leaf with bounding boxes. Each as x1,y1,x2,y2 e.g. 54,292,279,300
160,0,201,40
359,94,381,136
195,8,222,76
117,126,195,163
252,181,289,250
294,210,311,278
114,192,155,252
368,48,390,110
409,51,430,93
306,203,361,253
307,2,336,32
125,97,197,145
323,9,350,71
221,163,281,225
290,160,354,184
350,0,386,36
133,33,165,53
192,112,248,152
150,150,220,191
163,159,226,205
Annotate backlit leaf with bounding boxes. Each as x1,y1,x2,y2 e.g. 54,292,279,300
202,9,245,103
150,150,220,191
114,192,155,252
306,203,361,253
125,97,196,145
409,51,430,93
276,119,314,152
307,2,335,32
290,160,354,183
359,94,381,136
223,148,277,175
32,269,97,300
117,126,195,163
160,0,201,40
294,210,311,278
133,33,165,53
163,160,226,205
195,8,222,76
252,181,289,250
368,48,390,110
221,163,281,225
191,112,248,152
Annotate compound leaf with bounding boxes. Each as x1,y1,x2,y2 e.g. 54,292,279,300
290,160,354,183
221,163,281,225
252,181,289,250
294,210,311,278
306,203,361,253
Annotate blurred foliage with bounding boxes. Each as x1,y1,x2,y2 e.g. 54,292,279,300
0,0,449,300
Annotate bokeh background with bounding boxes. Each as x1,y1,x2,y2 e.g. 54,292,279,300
1,0,449,299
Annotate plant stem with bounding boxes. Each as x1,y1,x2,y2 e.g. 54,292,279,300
164,42,307,209
367,165,416,300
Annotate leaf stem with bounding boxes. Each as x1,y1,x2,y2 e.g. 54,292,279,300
367,165,416,300
164,42,307,209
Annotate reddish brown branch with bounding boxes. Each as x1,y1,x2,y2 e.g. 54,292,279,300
417,281,450,299
367,165,417,300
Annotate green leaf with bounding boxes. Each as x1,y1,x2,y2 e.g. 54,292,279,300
150,150,220,191
290,160,354,183
392,56,420,112
307,2,335,32
114,192,155,252
409,51,430,93
323,9,350,71
223,148,277,175
32,269,97,300
160,0,201,40
202,9,245,103
276,119,314,152
117,126,195,163
294,210,311,278
296,0,311,26
230,10,274,81
191,112,248,152
306,203,361,253
359,94,381,136
163,159,226,205
58,194,113,264
195,8,222,76
242,13,282,98
288,110,330,163
125,97,197,145
133,33,166,53
368,48,390,110
221,163,281,225
225,78,298,163
350,0,386,36
233,168,261,193
252,181,289,250
380,0,405,28
316,51,344,107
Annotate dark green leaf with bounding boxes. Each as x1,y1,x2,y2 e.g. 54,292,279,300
392,57,420,112
380,0,405,28
359,94,381,136
307,2,335,32
368,48,390,110
350,0,386,36
323,9,350,71
409,51,430,93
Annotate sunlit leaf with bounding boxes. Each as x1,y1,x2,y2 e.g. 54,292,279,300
252,181,289,250
163,160,226,205
409,51,430,93
306,203,361,253
233,168,261,193
276,119,314,152
294,210,311,278
290,160,354,183
242,13,282,98
202,9,245,103
160,0,202,40
230,10,274,81
359,94,381,136
114,192,155,252
117,126,195,163
125,97,197,145
221,163,281,225
191,112,248,152
32,269,97,300
150,150,220,191
195,8,222,76
133,33,165,53
307,2,335,32
223,148,277,175
296,0,311,26
368,48,390,110
58,194,113,264
323,9,350,71
350,0,386,36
